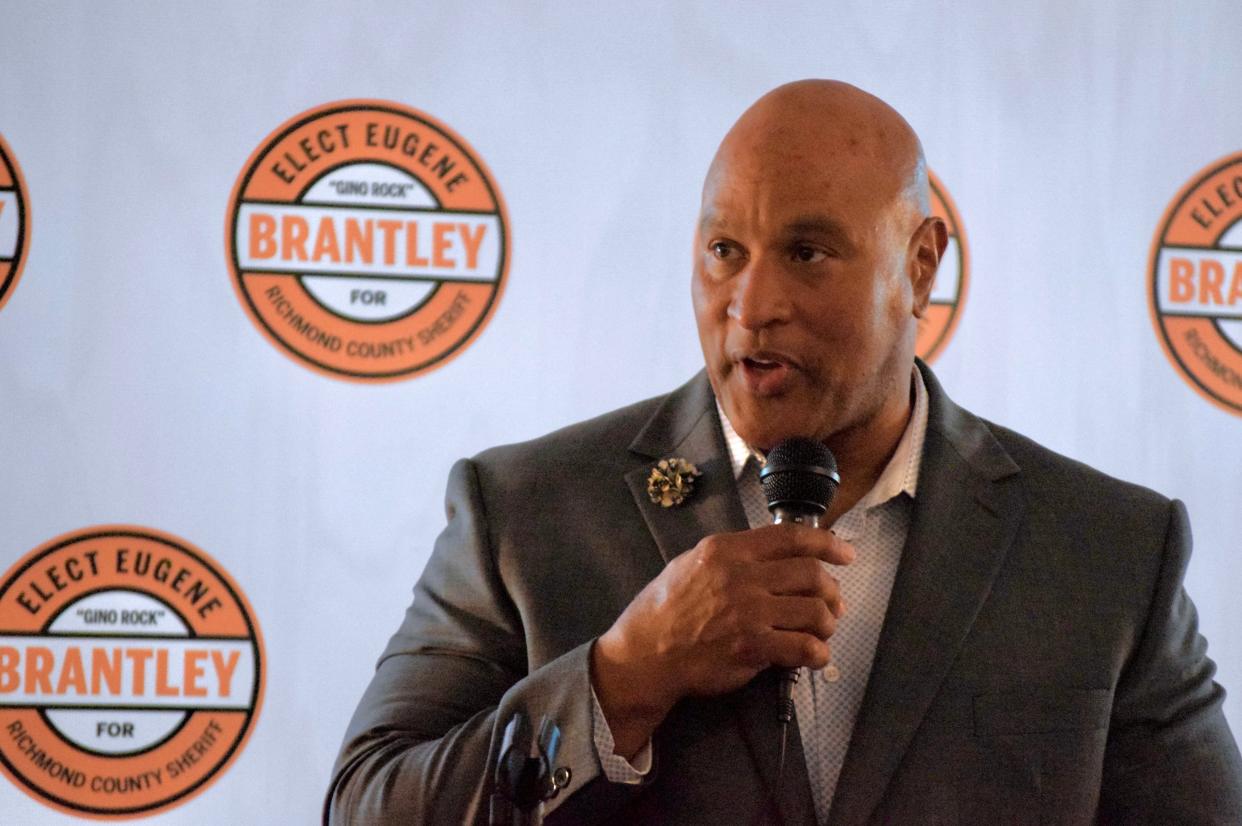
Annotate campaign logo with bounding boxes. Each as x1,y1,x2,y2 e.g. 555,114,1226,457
916,170,970,363
0,133,31,314
1149,151,1242,416
226,100,509,382
0,527,264,818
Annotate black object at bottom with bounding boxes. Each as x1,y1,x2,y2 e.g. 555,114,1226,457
490,712,563,826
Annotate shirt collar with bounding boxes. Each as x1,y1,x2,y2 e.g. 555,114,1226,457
716,366,929,508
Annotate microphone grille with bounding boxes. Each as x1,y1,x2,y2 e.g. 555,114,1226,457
760,438,840,514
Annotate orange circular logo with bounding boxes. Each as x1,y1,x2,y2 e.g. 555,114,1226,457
916,170,970,363
1149,151,1242,416
0,526,264,818
226,100,509,382
0,133,31,315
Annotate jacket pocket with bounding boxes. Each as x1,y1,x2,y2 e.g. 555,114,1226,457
972,687,1112,737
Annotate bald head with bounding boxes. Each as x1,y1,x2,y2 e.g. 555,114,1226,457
706,79,931,219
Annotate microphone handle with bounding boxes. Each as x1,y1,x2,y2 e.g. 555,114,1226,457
770,508,821,722
770,508,821,528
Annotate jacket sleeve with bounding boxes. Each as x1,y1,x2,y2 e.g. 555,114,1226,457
323,458,649,824
1098,499,1242,824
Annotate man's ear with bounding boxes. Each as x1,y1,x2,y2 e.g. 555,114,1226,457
910,216,948,318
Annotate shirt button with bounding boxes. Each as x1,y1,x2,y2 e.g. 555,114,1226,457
824,664,841,682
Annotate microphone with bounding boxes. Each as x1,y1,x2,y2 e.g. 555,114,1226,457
760,437,840,531
758,438,839,777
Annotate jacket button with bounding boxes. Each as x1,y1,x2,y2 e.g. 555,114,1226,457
553,767,571,788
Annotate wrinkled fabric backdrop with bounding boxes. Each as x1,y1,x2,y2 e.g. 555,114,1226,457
2,1,1241,822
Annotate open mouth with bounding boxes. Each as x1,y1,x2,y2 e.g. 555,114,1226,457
737,354,796,394
743,356,785,372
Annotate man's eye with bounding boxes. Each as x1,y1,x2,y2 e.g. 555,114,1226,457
710,242,735,259
792,245,827,263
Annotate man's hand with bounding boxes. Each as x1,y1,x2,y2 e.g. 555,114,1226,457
590,523,855,759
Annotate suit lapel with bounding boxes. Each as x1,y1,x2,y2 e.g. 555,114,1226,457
624,372,749,564
624,372,817,825
827,364,1026,826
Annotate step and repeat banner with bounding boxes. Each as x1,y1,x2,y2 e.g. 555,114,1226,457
2,2,1240,822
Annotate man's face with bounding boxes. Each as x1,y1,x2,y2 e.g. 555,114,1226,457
692,135,925,452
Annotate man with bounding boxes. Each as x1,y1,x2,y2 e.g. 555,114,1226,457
326,80,1242,824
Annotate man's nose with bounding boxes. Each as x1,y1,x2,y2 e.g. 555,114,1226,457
726,258,793,329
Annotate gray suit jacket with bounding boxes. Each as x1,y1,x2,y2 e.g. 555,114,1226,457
326,363,1242,824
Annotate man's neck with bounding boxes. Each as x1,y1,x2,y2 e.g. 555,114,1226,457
823,377,916,525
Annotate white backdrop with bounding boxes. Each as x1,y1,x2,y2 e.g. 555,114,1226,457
2,1,1241,822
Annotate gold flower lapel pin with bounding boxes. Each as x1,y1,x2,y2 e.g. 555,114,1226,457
646,457,702,508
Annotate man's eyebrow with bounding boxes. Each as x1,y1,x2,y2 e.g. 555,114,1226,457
698,211,727,236
696,213,857,252
785,216,850,237
697,214,849,235
784,216,857,252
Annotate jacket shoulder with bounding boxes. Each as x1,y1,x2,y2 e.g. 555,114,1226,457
984,418,1172,520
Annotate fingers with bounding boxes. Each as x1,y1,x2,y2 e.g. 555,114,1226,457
768,595,838,638
759,559,846,618
743,523,856,566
